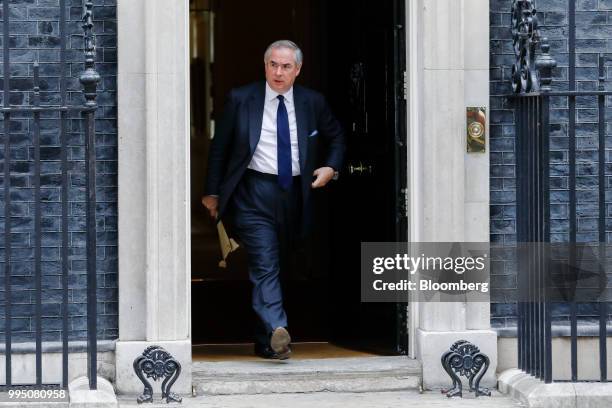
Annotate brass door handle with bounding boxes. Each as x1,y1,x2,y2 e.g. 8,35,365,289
348,161,373,176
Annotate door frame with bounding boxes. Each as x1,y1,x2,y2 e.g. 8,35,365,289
181,0,419,353
391,0,410,355
405,0,422,359
116,0,192,395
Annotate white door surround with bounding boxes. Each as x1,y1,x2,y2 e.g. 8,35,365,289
116,0,192,395
114,0,494,394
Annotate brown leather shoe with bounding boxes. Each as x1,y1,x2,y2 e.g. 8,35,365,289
270,327,291,355
275,345,292,360
254,343,291,360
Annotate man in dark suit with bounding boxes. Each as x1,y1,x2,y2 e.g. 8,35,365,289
202,40,345,359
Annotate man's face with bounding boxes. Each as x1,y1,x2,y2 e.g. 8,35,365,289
264,47,301,94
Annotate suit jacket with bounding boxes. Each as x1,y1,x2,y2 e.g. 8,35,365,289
204,81,345,231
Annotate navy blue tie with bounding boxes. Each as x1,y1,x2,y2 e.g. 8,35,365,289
276,95,292,190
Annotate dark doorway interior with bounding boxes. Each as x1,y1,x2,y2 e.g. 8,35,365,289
190,0,407,354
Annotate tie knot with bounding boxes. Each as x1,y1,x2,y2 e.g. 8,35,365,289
277,95,284,102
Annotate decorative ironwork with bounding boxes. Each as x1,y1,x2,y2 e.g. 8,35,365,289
80,0,101,108
133,346,183,404
535,39,557,92
511,0,543,93
441,340,491,398
509,1,611,385
81,0,102,390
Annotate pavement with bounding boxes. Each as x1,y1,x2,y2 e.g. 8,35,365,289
117,390,525,408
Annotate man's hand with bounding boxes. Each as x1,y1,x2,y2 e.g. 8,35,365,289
311,167,335,189
202,195,219,219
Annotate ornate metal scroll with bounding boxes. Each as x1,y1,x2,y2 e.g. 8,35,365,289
511,1,556,93
133,346,183,404
441,340,491,398
511,0,540,93
80,0,100,107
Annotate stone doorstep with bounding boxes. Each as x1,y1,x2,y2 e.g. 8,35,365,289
498,368,612,408
192,356,422,395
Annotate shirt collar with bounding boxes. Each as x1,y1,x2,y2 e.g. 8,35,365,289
265,82,293,104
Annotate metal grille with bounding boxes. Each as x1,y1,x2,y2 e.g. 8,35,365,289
514,92,553,382
0,0,100,390
510,0,609,383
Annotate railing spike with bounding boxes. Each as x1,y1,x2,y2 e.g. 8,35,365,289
535,38,557,93
599,54,605,92
80,0,101,108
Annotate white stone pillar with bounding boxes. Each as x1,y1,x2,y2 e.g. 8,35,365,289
115,0,192,395
464,0,492,332
412,0,496,389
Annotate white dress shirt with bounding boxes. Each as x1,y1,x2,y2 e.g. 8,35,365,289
248,83,300,176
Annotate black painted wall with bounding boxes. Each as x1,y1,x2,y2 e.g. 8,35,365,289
0,0,117,343
490,0,612,330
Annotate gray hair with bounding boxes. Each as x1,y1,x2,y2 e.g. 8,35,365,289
264,40,303,66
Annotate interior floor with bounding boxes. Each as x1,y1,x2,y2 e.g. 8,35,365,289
192,342,380,361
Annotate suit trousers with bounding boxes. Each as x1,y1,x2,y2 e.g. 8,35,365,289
228,169,302,346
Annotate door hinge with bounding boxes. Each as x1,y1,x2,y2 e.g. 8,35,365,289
402,71,408,100
397,188,409,218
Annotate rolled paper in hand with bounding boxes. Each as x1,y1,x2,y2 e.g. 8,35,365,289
217,221,240,268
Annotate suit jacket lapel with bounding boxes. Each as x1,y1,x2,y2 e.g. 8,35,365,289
248,82,266,155
294,86,308,173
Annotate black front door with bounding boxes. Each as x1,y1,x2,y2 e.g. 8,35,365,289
325,0,408,354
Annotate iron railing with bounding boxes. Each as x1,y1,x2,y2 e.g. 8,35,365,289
510,0,610,383
1,0,100,390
